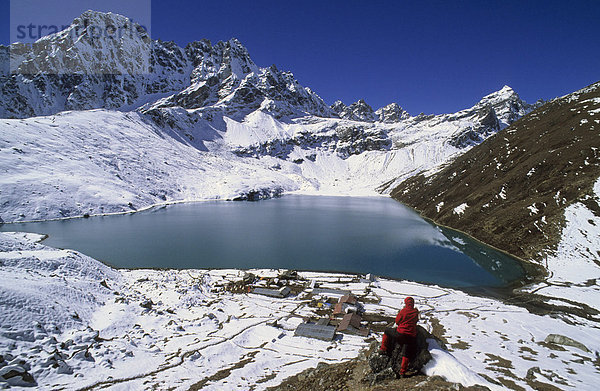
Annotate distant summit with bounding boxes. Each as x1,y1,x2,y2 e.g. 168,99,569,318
375,103,410,123
330,100,409,123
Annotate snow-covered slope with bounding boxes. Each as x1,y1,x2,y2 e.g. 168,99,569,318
1,232,597,390
519,177,600,312
0,232,119,332
0,110,299,222
0,82,532,223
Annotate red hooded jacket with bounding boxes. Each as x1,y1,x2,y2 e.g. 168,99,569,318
395,296,418,337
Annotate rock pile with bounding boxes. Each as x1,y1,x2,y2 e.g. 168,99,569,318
0,354,36,387
365,326,440,385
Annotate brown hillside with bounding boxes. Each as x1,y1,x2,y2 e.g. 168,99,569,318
391,82,600,263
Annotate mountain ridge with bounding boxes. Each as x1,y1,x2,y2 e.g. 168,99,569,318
1,10,534,124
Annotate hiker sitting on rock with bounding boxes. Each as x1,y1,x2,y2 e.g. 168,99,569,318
379,296,419,376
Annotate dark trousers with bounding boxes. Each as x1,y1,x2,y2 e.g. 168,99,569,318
383,328,417,359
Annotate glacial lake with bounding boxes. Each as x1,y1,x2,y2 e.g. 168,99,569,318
1,195,525,289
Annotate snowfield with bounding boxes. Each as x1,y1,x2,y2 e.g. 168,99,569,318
0,108,451,223
518,176,600,317
1,232,598,390
0,110,299,223
0,82,530,223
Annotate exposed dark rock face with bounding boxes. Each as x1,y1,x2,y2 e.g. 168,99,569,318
335,125,391,157
330,100,347,117
449,106,501,148
231,187,284,201
233,125,391,160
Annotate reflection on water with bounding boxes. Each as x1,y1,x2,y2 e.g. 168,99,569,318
0,195,525,288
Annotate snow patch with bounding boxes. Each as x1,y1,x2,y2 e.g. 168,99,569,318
498,186,507,200
423,339,501,390
453,203,468,215
520,177,600,311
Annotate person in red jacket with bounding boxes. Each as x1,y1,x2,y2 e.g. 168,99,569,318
379,296,419,376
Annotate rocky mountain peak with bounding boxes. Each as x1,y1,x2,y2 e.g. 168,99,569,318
375,102,410,123
478,85,517,105
0,11,331,119
150,39,331,118
474,85,533,126
183,37,258,86
330,100,347,115
214,38,258,81
8,10,152,77
331,100,409,123
333,99,377,122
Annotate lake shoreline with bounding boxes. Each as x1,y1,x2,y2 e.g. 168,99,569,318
388,198,547,283
2,194,529,297
0,191,388,225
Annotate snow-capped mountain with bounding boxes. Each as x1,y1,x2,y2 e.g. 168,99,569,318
331,99,377,122
330,100,410,123
0,11,331,119
0,10,536,223
375,102,411,123
434,85,534,148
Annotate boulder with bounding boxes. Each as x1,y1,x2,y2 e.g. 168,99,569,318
0,364,36,387
368,349,390,373
278,270,298,280
140,299,154,309
366,325,440,384
544,334,590,352
242,272,256,284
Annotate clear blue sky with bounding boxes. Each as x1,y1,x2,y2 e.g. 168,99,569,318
1,0,599,115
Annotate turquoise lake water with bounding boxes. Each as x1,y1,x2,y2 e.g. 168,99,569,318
0,195,525,288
